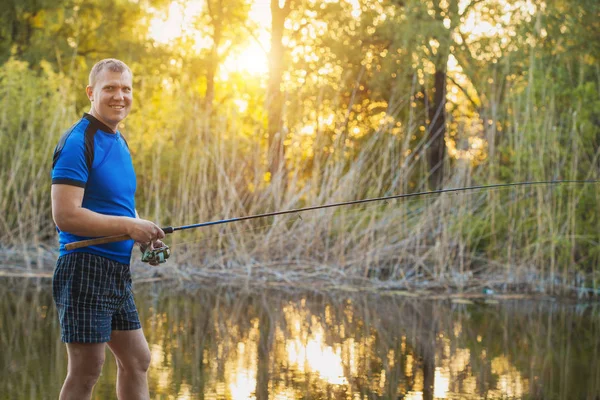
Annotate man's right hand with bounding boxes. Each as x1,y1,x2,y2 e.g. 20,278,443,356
127,218,165,243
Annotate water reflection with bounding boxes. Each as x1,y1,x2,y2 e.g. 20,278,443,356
1,280,599,399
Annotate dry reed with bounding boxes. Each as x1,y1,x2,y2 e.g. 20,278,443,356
0,56,598,297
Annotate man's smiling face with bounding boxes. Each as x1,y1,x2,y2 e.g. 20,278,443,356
86,68,133,132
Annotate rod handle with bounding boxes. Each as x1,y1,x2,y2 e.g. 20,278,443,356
64,227,174,251
64,234,132,250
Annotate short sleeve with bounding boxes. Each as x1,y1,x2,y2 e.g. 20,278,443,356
51,131,89,188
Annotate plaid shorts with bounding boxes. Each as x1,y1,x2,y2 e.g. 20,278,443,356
52,252,141,343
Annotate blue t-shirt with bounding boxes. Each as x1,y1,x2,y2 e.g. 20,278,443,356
52,113,136,264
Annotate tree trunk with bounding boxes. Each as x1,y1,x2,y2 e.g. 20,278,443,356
426,3,451,190
426,66,447,190
420,303,437,400
267,0,291,180
255,307,272,400
205,58,216,115
205,0,224,115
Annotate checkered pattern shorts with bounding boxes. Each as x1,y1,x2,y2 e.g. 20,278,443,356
53,252,141,343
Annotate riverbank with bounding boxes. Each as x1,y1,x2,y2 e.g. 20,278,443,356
2,180,599,302
2,246,599,301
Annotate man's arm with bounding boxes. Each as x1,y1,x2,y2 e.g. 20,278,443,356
52,184,164,243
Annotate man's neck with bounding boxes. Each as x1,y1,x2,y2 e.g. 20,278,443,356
88,109,117,133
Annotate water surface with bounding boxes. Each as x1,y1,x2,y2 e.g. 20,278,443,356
1,280,599,399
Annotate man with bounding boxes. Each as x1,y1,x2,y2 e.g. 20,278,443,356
51,58,164,400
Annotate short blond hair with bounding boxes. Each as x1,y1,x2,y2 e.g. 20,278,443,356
88,59,132,87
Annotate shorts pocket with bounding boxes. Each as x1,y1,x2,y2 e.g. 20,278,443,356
53,256,75,306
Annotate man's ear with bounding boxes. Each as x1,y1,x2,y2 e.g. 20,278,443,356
86,85,94,101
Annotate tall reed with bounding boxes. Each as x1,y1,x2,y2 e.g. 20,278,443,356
0,54,597,295
0,59,77,268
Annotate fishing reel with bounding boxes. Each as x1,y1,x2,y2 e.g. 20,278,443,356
141,245,171,264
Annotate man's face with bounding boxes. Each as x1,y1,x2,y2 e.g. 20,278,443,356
86,68,133,131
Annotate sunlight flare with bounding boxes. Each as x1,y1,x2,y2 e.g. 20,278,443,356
150,0,270,75
149,1,203,44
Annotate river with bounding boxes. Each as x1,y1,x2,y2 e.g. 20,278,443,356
1,280,599,399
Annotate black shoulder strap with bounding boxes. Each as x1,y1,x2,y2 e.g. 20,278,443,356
120,133,130,149
83,121,97,170
52,114,97,172
52,121,78,169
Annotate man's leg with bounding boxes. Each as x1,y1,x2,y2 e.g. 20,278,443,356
60,342,106,400
108,328,152,400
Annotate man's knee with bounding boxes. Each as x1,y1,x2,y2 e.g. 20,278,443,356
136,346,152,373
67,354,105,388
109,329,152,375
118,346,151,374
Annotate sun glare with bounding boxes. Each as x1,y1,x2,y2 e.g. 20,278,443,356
458,0,537,39
149,1,203,44
150,0,270,76
222,0,271,76
221,42,269,77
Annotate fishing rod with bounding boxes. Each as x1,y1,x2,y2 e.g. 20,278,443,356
64,180,597,257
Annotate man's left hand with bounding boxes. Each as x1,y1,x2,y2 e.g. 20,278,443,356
139,239,167,266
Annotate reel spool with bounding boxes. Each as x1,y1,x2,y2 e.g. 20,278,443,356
141,245,171,264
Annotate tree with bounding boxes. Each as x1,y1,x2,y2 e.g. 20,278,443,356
267,0,293,180
195,0,252,114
